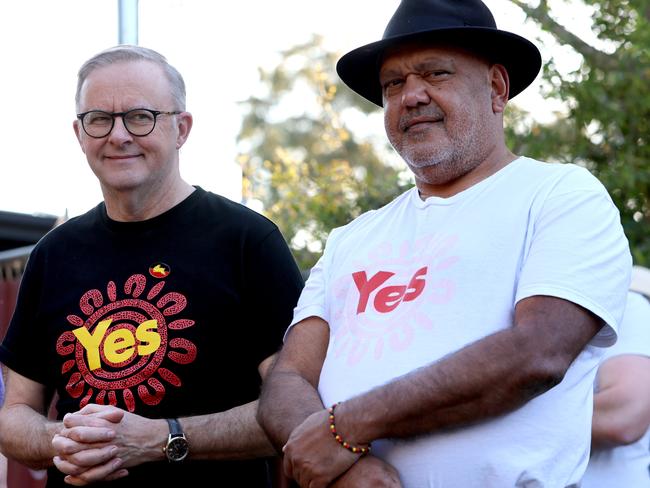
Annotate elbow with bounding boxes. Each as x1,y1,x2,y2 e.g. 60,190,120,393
598,419,648,446
519,356,568,399
611,427,645,446
256,395,272,436
255,403,267,430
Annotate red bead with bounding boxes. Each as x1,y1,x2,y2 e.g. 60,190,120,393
327,403,371,455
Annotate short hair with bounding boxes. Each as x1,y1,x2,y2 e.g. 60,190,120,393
75,45,186,111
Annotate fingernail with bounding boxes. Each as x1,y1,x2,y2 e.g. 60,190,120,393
113,458,123,468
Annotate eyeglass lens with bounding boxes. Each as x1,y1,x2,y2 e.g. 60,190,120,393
82,109,158,137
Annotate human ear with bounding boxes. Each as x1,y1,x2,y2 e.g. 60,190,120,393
175,111,193,149
490,64,510,113
73,119,87,154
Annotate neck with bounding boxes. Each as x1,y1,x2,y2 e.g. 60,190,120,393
102,180,195,222
416,148,518,200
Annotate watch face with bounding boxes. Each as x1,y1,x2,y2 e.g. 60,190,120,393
167,436,189,462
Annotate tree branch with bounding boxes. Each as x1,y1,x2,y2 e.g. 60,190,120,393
509,0,618,71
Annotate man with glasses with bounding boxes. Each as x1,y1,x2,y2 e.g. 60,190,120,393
0,45,303,487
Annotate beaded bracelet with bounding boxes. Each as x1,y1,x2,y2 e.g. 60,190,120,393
328,403,371,455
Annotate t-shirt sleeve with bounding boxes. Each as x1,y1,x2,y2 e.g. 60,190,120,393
243,227,304,363
0,247,49,384
285,227,343,338
515,168,632,346
603,291,650,359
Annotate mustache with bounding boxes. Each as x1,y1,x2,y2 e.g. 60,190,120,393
399,108,445,132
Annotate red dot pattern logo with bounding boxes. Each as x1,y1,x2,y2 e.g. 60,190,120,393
56,272,196,412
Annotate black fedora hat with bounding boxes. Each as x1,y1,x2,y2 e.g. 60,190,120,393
336,0,541,106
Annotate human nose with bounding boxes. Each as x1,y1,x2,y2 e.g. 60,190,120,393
107,115,133,143
401,74,430,107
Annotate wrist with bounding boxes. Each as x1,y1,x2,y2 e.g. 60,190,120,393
145,418,169,462
162,418,190,462
337,401,376,445
46,420,65,462
328,403,371,455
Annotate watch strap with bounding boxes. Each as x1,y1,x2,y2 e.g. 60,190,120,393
166,418,183,437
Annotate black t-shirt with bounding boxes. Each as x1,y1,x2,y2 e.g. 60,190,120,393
0,187,304,487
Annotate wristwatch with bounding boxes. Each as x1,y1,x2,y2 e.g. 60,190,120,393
163,418,189,462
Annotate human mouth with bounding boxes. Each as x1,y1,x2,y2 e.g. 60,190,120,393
400,114,443,132
105,154,141,162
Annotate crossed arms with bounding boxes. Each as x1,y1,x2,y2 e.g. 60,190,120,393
257,295,604,488
0,295,608,487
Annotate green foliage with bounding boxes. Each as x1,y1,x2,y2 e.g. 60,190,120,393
508,0,650,265
238,3,650,268
237,36,409,270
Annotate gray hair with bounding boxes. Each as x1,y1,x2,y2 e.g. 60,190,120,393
75,45,186,111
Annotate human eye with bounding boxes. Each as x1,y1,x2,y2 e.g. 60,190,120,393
85,111,112,126
127,109,155,125
423,70,451,82
382,78,404,96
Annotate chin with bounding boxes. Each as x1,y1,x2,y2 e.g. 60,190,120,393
99,175,146,193
403,153,445,172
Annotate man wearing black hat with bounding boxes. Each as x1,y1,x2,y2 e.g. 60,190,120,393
258,0,632,487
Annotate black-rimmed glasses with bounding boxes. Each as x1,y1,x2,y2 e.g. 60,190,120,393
76,108,182,138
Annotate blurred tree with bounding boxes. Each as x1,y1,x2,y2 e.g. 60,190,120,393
237,36,409,270
507,0,650,265
239,3,650,268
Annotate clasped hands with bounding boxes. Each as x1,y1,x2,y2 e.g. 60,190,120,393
282,407,402,488
51,404,159,486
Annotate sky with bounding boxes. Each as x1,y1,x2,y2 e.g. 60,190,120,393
0,0,587,218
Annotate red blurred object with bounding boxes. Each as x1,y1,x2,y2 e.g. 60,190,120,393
0,247,47,488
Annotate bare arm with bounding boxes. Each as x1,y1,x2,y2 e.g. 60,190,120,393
183,400,275,460
257,316,330,451
282,296,603,487
258,317,402,488
0,367,62,469
53,356,279,485
337,296,602,442
591,354,650,448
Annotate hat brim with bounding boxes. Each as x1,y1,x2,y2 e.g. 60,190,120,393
336,27,542,107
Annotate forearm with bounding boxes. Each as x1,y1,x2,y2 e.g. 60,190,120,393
0,404,61,469
258,317,330,452
335,296,600,444
183,400,276,460
100,401,278,466
339,328,571,443
591,356,650,448
258,369,324,451
591,394,633,448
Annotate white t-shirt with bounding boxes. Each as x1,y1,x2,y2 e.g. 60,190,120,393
582,291,650,488
291,157,632,488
